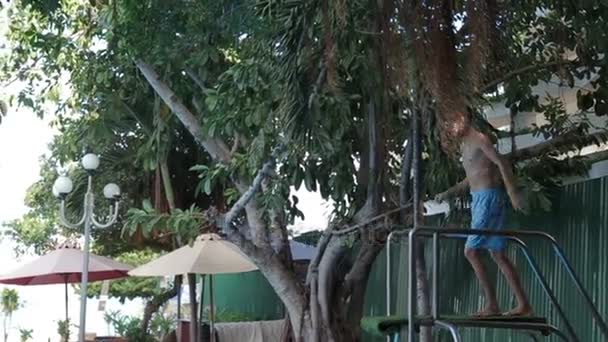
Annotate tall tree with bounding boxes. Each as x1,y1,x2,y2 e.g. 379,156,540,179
3,1,608,341
18,328,33,342
1,288,19,342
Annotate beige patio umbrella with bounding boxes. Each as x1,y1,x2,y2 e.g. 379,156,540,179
129,233,258,342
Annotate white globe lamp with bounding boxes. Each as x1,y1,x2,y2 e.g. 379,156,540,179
103,183,121,200
81,154,100,171
53,176,74,196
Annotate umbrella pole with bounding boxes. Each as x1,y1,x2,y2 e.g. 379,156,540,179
198,275,205,342
176,275,182,342
209,275,214,342
188,273,197,342
65,278,69,324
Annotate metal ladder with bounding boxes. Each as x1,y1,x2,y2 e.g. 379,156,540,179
384,227,608,342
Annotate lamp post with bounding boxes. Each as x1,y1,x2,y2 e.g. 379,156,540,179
53,154,121,342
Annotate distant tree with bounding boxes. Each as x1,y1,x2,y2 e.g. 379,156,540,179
1,288,20,342
19,328,33,342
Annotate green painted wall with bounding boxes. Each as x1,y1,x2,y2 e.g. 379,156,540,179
202,176,608,341
198,271,283,321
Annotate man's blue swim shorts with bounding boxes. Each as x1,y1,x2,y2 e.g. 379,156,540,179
466,188,508,252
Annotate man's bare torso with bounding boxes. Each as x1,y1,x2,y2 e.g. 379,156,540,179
462,134,502,191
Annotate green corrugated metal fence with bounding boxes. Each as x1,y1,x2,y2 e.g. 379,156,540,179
199,271,283,321
202,176,608,341
368,176,608,341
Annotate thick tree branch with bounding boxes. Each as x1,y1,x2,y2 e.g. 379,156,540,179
135,59,231,163
306,231,332,285
160,160,176,212
137,59,305,336
140,275,181,333
185,68,206,91
223,144,285,229
230,134,240,155
481,59,586,93
316,236,349,336
343,240,384,328
440,130,608,196
400,133,414,220
222,222,306,337
508,130,608,161
583,149,608,164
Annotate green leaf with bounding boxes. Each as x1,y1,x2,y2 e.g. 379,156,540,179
291,166,303,190
203,178,212,195
189,165,209,172
142,199,154,212
304,168,315,192
205,95,218,111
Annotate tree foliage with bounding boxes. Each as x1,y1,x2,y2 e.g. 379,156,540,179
1,288,19,342
3,0,608,341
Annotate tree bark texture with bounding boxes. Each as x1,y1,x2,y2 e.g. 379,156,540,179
140,276,181,333
138,60,414,342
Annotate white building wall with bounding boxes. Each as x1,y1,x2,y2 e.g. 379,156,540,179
483,74,608,180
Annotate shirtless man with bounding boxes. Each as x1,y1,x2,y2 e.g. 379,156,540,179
436,127,533,317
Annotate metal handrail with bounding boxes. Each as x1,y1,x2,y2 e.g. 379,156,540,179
386,229,578,341
526,332,540,342
435,320,462,342
404,226,608,342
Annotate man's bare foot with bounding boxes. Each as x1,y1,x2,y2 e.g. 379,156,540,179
473,306,501,317
503,305,533,317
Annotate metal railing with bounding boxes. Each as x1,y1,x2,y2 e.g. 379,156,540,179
384,226,608,342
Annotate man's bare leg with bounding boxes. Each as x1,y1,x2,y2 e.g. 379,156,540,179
490,251,533,316
464,248,500,316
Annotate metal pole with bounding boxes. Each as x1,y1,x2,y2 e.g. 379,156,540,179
188,273,198,342
386,233,393,315
512,241,579,342
210,275,215,342
78,176,93,342
432,233,439,319
552,328,572,342
386,233,392,342
199,275,205,342
408,230,417,342
552,244,608,339
526,332,540,342
406,226,581,342
409,99,421,342
65,278,69,324
435,320,462,342
176,275,182,342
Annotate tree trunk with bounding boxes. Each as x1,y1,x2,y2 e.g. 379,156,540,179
137,60,393,342
415,239,432,342
140,276,181,333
